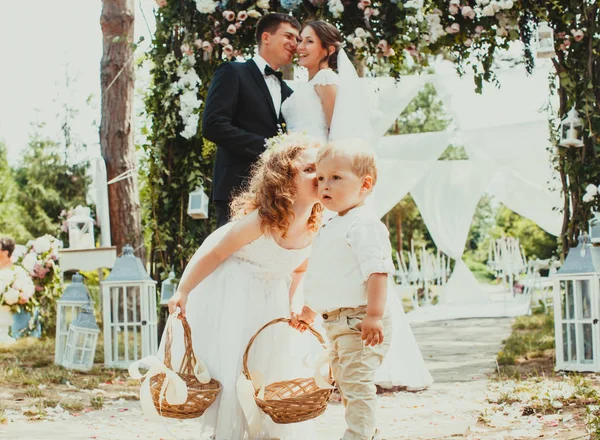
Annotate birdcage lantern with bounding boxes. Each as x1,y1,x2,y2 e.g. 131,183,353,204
536,21,555,59
67,206,95,249
62,304,99,371
101,245,157,369
187,185,209,219
55,273,91,365
553,235,600,372
559,108,584,148
160,271,178,306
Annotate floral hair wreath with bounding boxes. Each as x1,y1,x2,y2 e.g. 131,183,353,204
262,129,322,159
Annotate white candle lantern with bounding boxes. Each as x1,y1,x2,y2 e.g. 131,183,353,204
160,271,178,306
62,304,99,371
553,236,600,372
187,187,210,219
55,273,91,365
536,21,555,59
559,108,584,148
67,206,95,249
101,245,157,369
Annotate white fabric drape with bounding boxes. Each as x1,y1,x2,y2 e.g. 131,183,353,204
411,161,496,304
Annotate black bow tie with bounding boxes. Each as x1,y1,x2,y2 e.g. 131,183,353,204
264,65,283,82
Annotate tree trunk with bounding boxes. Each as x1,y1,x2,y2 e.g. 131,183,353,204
100,0,145,261
396,211,403,253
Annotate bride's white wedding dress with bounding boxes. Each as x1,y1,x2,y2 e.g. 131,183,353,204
161,223,318,440
282,53,434,391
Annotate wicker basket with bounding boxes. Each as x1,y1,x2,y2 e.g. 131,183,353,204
242,317,334,424
148,315,222,419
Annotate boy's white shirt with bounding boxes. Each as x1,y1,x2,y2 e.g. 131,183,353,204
304,204,396,313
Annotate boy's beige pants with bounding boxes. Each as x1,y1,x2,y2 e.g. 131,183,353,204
322,306,392,440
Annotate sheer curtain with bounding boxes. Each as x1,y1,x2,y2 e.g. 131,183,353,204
411,161,496,304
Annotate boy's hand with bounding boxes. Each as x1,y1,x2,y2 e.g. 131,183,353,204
358,315,384,346
289,307,317,333
168,290,189,318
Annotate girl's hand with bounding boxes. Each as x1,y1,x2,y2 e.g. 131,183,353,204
168,290,189,318
289,306,317,332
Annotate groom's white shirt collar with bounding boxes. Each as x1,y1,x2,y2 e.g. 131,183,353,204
252,53,275,74
252,53,282,116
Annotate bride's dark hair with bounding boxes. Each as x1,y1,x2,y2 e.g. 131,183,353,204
304,21,344,71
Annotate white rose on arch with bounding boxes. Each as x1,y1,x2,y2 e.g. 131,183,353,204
195,0,217,14
22,253,38,274
583,184,599,203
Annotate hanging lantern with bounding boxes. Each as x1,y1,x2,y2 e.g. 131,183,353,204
552,235,600,372
559,108,584,148
67,206,95,249
187,186,210,219
101,245,157,369
61,304,99,371
536,21,555,59
55,273,91,366
160,271,178,306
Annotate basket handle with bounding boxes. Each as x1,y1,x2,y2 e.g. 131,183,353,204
163,313,198,376
242,317,332,383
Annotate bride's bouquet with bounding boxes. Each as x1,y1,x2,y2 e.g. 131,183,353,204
0,265,36,313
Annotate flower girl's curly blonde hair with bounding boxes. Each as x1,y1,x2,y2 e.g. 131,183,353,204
230,134,323,238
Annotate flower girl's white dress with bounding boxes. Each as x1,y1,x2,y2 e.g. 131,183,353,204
163,223,318,440
282,54,434,391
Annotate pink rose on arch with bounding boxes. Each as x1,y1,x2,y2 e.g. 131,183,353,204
235,22,242,29
156,0,167,7
448,4,459,15
363,7,375,18
227,24,237,34
571,29,584,42
194,39,203,48
474,25,484,35
377,39,389,52
237,10,248,21
220,37,230,46
202,41,213,52
213,36,221,45
357,0,370,10
181,43,193,55
35,286,44,292
461,6,475,19
464,38,473,47
223,44,234,58
223,10,235,21
446,23,460,34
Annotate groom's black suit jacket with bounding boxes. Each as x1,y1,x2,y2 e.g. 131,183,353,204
202,59,293,203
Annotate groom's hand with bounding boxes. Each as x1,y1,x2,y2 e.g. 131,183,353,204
359,315,384,346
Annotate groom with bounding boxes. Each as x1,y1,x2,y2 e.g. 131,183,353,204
202,13,301,228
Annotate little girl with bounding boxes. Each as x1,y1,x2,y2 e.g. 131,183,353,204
293,139,395,440
167,133,322,440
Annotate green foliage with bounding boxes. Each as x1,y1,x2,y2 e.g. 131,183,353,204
498,314,555,366
13,129,90,239
492,205,559,260
0,143,30,241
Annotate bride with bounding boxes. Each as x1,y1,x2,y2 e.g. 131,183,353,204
282,20,433,392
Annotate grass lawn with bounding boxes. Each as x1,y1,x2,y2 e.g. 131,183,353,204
0,337,139,423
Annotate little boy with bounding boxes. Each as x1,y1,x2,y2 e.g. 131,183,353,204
293,139,395,440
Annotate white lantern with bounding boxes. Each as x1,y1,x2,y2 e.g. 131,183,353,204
67,206,95,249
101,245,157,369
55,273,91,365
536,21,555,59
559,108,584,148
552,236,600,372
62,304,99,371
160,271,178,306
188,187,209,219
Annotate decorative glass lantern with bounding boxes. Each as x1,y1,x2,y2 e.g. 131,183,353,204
559,108,584,148
552,235,599,372
55,273,91,365
590,213,600,244
188,187,209,219
536,21,555,59
101,245,157,369
67,206,95,249
62,304,99,371
160,271,178,306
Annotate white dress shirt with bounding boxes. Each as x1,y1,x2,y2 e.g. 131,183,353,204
252,54,282,117
303,205,396,313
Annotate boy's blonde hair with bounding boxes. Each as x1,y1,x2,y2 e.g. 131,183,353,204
317,138,378,185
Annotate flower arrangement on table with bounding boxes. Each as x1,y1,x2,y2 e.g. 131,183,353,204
12,234,64,334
